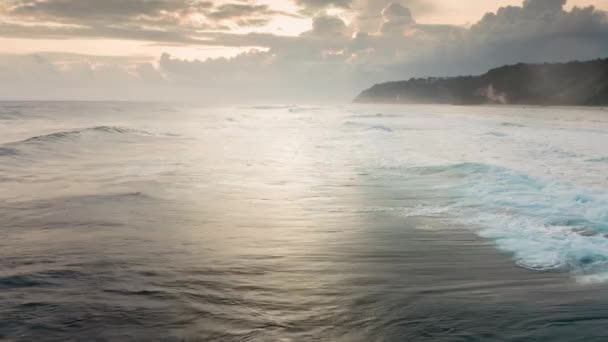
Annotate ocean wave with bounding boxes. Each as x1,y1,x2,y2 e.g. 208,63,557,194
288,106,322,113
405,162,494,176
501,122,527,128
247,105,296,110
1,191,152,211
102,288,172,299
245,105,324,113
368,125,393,132
399,162,608,280
0,147,18,156
348,113,402,119
0,269,83,289
39,191,151,205
17,126,152,145
0,275,51,289
485,131,507,137
0,109,24,120
587,157,608,163
343,121,394,132
0,126,158,158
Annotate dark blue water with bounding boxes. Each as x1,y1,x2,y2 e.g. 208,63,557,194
2,102,608,341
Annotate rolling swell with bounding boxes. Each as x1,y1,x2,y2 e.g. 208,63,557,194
348,113,403,118
344,121,394,132
0,147,18,156
19,126,152,144
0,109,23,120
0,126,156,157
0,270,84,289
398,162,608,281
0,275,51,289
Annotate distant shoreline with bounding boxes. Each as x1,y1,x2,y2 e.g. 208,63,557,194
355,58,608,106
352,102,608,111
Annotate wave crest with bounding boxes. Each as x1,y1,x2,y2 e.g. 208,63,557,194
19,126,151,145
397,162,608,280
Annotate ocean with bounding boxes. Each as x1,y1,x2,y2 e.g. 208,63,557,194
2,101,608,341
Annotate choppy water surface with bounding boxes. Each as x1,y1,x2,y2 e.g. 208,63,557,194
2,102,608,341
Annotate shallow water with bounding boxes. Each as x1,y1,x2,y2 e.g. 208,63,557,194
2,102,608,341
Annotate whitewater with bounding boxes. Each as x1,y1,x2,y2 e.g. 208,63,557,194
2,101,608,341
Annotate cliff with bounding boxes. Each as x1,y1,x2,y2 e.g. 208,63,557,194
354,59,608,106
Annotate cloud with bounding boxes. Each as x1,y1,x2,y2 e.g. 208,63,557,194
0,0,607,102
523,0,567,12
353,0,434,32
209,4,271,19
6,0,213,21
380,3,415,35
0,53,152,84
473,0,605,35
304,13,351,37
208,3,300,25
0,53,155,100
0,0,298,41
292,0,434,18
292,0,353,12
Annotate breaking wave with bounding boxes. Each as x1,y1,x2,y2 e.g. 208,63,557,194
398,162,608,281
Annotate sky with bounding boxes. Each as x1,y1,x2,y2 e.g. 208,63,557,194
0,0,607,101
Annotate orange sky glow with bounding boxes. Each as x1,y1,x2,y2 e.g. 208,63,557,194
1,0,606,60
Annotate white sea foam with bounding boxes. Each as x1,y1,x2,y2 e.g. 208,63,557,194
396,162,608,278
346,105,608,281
